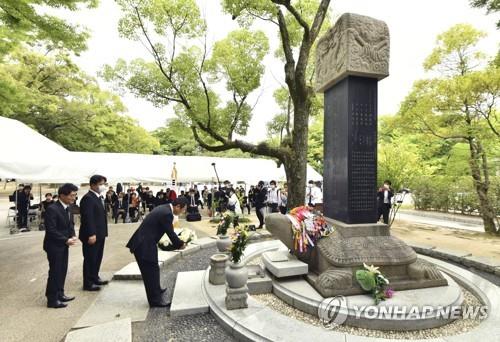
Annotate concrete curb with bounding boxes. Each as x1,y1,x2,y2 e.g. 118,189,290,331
410,244,500,276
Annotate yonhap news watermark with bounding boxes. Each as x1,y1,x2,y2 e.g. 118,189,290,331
318,296,488,329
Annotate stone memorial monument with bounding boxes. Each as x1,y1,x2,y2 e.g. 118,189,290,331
266,13,447,297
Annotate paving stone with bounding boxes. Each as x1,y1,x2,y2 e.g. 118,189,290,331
247,274,272,295
157,251,180,265
170,270,208,317
74,281,149,328
262,251,308,278
179,243,201,257
241,239,286,264
113,262,142,280
192,236,217,249
66,318,131,342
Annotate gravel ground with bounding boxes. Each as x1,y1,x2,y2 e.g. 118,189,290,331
132,244,495,341
253,287,485,340
132,246,235,342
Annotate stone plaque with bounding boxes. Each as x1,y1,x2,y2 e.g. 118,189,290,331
315,13,390,92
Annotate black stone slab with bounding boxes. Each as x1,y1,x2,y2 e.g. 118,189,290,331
323,75,378,224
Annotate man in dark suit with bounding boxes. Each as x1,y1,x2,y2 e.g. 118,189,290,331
126,198,188,307
43,183,79,308
79,175,109,291
377,180,394,224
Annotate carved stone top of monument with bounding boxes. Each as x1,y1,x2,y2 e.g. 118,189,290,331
315,13,390,92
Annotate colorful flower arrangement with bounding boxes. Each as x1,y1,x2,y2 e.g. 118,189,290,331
355,263,394,304
229,226,250,264
286,206,334,253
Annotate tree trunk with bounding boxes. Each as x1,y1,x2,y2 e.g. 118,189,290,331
468,139,498,234
285,102,310,209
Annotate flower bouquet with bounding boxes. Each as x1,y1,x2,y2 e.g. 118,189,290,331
229,226,250,264
355,263,394,304
216,211,234,236
286,206,334,253
158,228,197,251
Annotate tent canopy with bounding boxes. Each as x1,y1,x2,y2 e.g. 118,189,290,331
0,117,322,184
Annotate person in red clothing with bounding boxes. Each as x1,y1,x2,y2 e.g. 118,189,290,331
168,188,177,201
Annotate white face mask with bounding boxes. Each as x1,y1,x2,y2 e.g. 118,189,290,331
98,184,107,193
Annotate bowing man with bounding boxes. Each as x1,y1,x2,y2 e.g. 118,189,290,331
126,197,188,307
43,183,79,308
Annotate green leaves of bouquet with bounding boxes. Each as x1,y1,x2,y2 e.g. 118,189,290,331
229,227,249,264
355,263,394,304
216,211,234,235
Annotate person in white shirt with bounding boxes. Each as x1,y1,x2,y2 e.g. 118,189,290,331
267,180,280,213
227,188,242,226
306,180,314,206
311,181,323,212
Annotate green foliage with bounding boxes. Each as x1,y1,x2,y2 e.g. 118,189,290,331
216,212,234,235
0,0,97,57
229,226,250,263
355,270,376,291
152,118,251,157
307,114,323,173
0,46,159,153
397,24,499,232
470,0,500,28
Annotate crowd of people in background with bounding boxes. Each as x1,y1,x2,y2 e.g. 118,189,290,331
8,179,327,231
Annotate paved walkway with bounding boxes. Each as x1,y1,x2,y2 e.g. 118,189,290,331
395,210,484,232
1,208,499,341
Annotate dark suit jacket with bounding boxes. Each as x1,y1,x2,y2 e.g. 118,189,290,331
377,188,394,207
126,204,183,262
79,191,108,241
43,201,75,252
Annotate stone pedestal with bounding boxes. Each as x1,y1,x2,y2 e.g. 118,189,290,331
225,285,248,310
265,214,448,297
209,254,229,285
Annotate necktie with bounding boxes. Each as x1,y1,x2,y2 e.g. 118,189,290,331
100,195,105,208
65,207,70,221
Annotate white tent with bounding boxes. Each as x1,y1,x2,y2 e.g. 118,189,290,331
0,117,322,185
0,116,87,183
70,152,322,185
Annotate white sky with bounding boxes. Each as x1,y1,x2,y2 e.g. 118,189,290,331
68,0,499,141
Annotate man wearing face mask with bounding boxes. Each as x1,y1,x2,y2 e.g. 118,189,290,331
79,175,109,291
377,180,394,224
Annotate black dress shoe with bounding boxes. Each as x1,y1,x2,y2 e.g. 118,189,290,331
149,300,171,308
59,295,75,302
83,284,101,291
95,279,109,286
47,300,67,309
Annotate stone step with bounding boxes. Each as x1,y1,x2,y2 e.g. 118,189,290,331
170,270,208,317
262,251,308,278
113,262,142,280
157,251,180,265
66,318,131,342
192,236,217,249
74,281,149,328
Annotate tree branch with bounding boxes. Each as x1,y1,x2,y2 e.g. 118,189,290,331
276,7,296,97
133,5,190,109
272,0,310,36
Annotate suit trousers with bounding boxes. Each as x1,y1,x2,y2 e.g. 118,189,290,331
134,252,161,305
378,204,391,225
256,207,265,227
82,239,105,287
45,247,69,302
